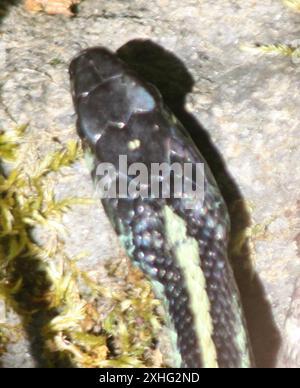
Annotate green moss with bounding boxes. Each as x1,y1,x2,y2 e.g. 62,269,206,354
241,43,300,59
0,125,162,368
49,58,64,67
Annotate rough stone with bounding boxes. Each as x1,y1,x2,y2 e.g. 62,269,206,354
0,0,299,368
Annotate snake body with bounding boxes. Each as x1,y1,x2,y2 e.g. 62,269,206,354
69,47,254,368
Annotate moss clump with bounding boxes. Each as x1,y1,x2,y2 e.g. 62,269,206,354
241,43,300,59
0,126,162,368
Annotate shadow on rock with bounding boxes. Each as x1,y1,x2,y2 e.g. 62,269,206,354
9,254,75,368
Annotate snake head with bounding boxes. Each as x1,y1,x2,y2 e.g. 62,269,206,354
69,47,124,101
69,47,161,151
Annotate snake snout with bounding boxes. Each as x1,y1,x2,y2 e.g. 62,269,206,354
69,47,125,100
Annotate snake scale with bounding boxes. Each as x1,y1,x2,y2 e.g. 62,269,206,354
69,47,254,368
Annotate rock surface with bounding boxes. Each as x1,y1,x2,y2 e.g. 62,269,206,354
0,0,300,368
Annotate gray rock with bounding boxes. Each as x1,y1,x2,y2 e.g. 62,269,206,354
0,0,299,368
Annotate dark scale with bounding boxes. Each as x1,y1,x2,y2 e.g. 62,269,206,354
69,46,254,368
115,197,203,367
172,187,248,368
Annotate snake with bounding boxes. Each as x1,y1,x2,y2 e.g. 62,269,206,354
69,47,254,368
